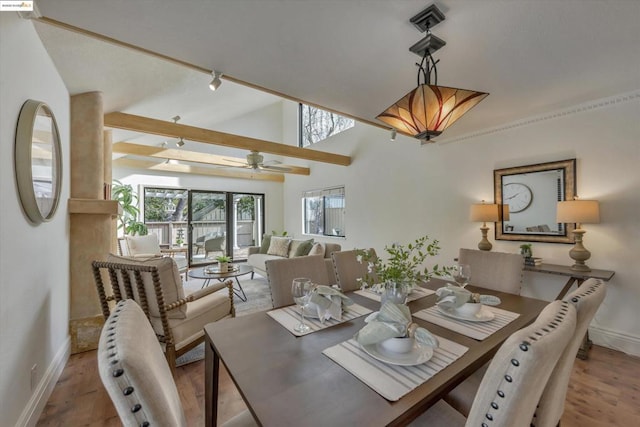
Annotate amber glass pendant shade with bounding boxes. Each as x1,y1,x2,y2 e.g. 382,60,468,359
377,84,488,140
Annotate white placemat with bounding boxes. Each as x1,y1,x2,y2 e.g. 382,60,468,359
413,305,520,341
354,286,435,303
267,303,372,336
323,336,468,401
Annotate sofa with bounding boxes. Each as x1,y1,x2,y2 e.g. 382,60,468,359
247,236,341,284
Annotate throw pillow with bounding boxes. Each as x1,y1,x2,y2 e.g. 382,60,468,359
308,242,325,257
267,236,292,257
259,234,272,254
290,239,314,257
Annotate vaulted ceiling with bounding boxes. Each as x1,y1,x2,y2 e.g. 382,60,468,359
33,0,640,169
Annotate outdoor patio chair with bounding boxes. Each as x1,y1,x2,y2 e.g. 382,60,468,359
92,254,235,373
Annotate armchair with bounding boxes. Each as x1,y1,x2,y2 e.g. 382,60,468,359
204,235,226,258
120,234,188,277
92,254,235,373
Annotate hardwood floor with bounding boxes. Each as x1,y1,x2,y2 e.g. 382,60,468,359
37,345,639,426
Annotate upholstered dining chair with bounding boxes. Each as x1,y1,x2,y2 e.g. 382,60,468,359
92,254,235,373
458,248,524,294
532,278,606,427
443,279,607,424
410,299,577,427
331,248,378,292
265,256,330,308
98,299,256,427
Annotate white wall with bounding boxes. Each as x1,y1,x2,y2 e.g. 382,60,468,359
282,94,640,356
0,13,71,426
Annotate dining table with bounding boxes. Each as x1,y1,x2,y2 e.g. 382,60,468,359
204,278,549,426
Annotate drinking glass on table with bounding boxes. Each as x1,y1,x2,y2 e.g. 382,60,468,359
453,264,471,288
291,278,314,333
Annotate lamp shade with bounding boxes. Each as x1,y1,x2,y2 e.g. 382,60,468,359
377,84,489,140
556,200,600,224
501,204,510,221
470,203,500,222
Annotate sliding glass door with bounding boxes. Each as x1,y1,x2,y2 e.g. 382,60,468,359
189,190,228,266
144,187,265,266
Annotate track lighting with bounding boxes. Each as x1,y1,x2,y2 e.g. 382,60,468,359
209,70,223,91
176,137,185,147
390,129,397,141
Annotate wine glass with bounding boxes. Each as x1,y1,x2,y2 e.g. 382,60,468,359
291,278,314,333
453,264,471,288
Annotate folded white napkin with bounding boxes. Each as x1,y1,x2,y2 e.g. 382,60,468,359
436,284,501,310
354,302,438,348
307,285,353,322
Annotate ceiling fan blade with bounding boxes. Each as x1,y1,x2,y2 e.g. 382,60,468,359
223,158,248,165
261,164,292,172
262,159,283,166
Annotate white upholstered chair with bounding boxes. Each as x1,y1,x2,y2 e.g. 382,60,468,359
331,248,378,292
531,279,606,427
444,279,607,424
458,248,524,294
120,234,188,276
98,299,255,427
411,299,577,427
265,256,330,308
93,254,235,372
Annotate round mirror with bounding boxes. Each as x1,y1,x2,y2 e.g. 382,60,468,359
15,99,62,224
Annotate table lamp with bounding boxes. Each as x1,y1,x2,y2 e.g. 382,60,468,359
556,199,600,271
470,201,500,251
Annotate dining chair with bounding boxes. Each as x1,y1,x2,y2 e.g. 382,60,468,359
443,279,607,423
265,256,330,308
458,248,524,294
331,248,378,292
92,254,235,373
531,278,606,427
98,299,256,427
411,299,577,427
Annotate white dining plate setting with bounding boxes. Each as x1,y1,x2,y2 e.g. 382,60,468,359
437,305,496,322
361,340,434,366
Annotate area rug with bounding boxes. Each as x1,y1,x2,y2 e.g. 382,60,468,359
176,273,273,367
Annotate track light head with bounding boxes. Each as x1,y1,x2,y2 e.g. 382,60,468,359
176,137,185,147
209,70,223,91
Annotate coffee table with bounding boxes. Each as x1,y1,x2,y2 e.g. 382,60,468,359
188,264,253,301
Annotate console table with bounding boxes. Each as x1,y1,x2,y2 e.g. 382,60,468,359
524,262,615,359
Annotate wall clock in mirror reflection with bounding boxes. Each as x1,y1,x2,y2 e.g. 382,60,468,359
15,99,62,224
503,182,533,213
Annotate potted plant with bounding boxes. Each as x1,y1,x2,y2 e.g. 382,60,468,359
519,243,533,258
111,180,148,236
357,235,451,300
176,228,185,247
215,255,232,273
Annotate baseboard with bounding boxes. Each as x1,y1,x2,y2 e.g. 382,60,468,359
589,325,640,357
16,336,71,427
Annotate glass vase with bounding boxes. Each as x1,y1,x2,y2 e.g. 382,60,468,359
380,281,410,307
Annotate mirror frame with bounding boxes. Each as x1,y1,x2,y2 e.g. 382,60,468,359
494,158,576,243
15,99,62,224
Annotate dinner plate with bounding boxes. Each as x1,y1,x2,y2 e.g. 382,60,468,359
437,305,495,322
361,340,434,366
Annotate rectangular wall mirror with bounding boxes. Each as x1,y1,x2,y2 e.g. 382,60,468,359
494,158,576,243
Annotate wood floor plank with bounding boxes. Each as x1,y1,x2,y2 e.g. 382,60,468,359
36,345,639,426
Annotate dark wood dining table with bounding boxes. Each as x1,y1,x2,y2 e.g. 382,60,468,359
204,278,548,426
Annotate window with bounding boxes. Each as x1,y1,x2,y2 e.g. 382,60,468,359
303,186,345,237
299,104,354,147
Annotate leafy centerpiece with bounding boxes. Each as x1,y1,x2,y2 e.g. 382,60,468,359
357,235,451,295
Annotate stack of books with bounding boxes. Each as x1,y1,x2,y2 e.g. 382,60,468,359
524,257,543,266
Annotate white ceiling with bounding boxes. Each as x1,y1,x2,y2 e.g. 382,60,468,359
34,0,640,148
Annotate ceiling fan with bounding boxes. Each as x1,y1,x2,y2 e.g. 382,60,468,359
226,150,293,172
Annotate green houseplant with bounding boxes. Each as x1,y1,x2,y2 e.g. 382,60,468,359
215,254,232,273
357,235,451,291
111,180,148,236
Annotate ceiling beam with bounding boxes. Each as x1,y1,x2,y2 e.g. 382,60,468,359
104,112,351,166
113,158,285,182
112,142,310,175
